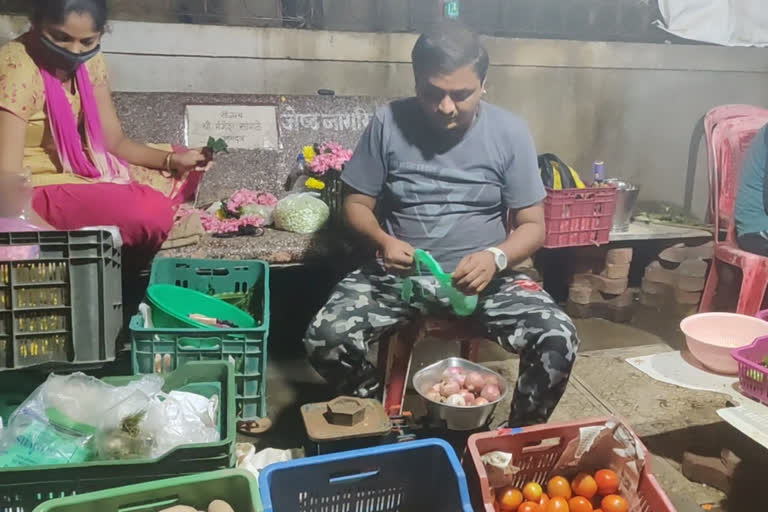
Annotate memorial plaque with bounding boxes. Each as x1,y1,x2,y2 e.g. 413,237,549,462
185,105,278,150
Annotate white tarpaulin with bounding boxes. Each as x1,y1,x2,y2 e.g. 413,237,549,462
656,0,768,47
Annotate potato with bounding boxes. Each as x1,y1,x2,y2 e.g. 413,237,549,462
159,506,198,512
208,500,235,512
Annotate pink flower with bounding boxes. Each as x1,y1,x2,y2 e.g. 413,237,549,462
199,212,265,234
226,189,278,214
307,142,353,176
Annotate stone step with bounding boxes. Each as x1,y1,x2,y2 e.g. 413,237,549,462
572,272,629,295
566,298,635,323
606,247,634,265
658,241,714,265
569,285,635,307
644,261,707,292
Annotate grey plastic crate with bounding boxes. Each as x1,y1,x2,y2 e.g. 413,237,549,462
0,230,122,370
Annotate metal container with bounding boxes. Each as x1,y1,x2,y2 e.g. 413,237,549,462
605,178,640,233
413,357,508,431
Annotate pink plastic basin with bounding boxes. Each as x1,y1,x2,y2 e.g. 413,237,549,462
680,313,768,374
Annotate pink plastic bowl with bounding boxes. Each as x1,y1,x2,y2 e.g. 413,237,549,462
680,313,768,374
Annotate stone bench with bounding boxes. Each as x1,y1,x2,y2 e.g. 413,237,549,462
114,91,382,265
158,228,363,268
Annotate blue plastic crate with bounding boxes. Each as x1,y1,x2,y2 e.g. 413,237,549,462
258,439,473,512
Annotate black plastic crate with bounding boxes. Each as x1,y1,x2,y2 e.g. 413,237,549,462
0,230,122,371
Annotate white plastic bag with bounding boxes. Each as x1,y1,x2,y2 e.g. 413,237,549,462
274,193,329,234
142,390,219,458
236,443,292,479
656,0,768,47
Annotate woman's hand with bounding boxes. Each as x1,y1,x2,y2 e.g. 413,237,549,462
170,148,213,177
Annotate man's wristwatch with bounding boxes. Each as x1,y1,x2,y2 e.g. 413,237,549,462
484,247,508,272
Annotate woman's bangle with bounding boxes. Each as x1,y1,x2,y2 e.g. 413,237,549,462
164,152,174,174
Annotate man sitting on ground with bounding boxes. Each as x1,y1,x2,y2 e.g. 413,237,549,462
304,23,580,427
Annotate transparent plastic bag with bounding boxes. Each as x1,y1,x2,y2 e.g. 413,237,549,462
142,390,219,458
0,372,218,467
240,204,276,226
274,192,329,234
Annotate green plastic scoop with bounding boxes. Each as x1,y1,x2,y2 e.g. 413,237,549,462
401,249,479,317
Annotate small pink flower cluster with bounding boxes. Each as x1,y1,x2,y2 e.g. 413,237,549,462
307,142,353,176
226,189,278,215
199,213,266,234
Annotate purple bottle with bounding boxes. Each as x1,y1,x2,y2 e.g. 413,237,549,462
593,161,605,185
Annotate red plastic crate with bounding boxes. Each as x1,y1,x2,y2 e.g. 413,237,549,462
543,186,617,248
465,417,676,512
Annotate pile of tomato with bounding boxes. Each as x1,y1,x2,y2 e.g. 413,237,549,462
494,469,629,512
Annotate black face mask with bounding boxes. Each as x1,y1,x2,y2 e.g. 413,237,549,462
39,35,100,74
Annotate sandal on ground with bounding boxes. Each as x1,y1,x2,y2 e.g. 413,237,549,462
237,417,273,436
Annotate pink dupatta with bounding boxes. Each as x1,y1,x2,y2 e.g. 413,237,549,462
39,63,130,182
38,62,203,205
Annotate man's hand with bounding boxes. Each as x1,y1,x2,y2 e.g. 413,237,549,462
452,250,497,295
380,237,415,274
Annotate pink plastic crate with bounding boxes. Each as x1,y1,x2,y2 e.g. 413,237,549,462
732,336,768,405
464,417,676,512
543,186,617,248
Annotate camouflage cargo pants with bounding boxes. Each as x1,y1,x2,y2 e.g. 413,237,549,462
304,265,580,427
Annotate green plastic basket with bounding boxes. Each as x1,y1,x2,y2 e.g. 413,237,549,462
147,284,257,329
131,258,270,421
0,361,236,512
32,469,262,512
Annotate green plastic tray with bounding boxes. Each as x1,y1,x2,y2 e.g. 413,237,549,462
0,361,236,512
32,469,262,512
147,284,257,329
131,258,270,420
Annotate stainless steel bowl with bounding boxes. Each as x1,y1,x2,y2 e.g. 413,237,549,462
413,357,508,431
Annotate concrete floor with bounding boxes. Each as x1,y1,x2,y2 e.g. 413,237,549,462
256,316,765,511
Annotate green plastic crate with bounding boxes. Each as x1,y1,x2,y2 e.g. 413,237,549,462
0,230,122,371
0,361,236,512
32,469,262,512
131,258,270,420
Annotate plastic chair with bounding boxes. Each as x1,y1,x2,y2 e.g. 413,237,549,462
699,110,768,315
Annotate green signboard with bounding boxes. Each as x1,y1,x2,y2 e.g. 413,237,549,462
444,1,460,19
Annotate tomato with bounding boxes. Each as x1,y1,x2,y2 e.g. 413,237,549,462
594,469,619,495
571,473,598,499
499,488,524,511
547,476,573,499
600,495,628,512
523,482,544,502
568,496,593,512
538,494,550,508
518,502,542,512
546,496,570,512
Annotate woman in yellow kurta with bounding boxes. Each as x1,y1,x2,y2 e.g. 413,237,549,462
0,0,210,270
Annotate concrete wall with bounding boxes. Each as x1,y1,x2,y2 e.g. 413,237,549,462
3,16,767,218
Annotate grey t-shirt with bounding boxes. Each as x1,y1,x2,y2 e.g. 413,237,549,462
342,98,545,272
